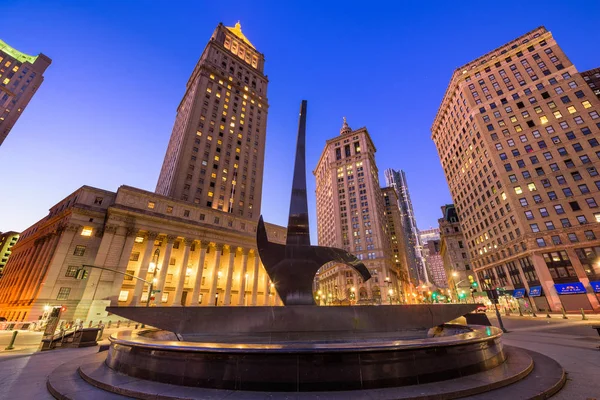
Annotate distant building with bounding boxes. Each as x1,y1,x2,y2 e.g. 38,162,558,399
425,240,446,289
0,231,19,277
419,228,441,287
314,118,399,304
439,204,472,300
581,68,600,99
384,169,425,285
155,22,268,219
0,39,51,146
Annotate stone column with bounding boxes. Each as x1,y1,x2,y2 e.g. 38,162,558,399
251,253,260,306
564,248,600,311
237,249,249,306
263,269,270,306
154,235,177,306
191,240,209,306
223,246,236,305
207,244,223,306
173,238,193,306
17,235,49,302
108,227,137,305
132,231,158,305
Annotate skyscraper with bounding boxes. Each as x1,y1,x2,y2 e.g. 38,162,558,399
384,168,426,285
156,23,268,219
314,119,399,304
432,27,600,312
581,68,600,100
0,40,51,146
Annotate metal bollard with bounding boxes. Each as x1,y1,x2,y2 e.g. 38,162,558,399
546,311,551,318
561,306,568,319
127,321,131,328
134,324,139,329
89,320,93,328
518,307,523,317
581,308,588,320
4,331,18,350
116,320,121,328
107,321,112,329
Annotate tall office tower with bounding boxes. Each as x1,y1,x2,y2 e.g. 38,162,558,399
0,40,51,146
439,204,473,298
382,186,412,301
156,23,268,219
424,239,446,289
432,27,600,313
581,68,600,100
314,118,397,304
384,169,426,285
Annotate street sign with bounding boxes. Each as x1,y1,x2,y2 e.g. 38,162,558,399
152,290,161,293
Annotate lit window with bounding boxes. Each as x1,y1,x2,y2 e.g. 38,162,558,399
528,183,537,191
147,201,156,209
540,116,548,124
208,191,214,197
515,186,523,194
582,101,592,109
118,290,129,302
134,236,144,243
501,192,507,200
211,173,217,178
567,106,577,114
81,227,93,237
2,78,9,85
553,111,562,119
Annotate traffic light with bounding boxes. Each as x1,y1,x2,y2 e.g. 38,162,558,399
468,275,478,289
432,292,438,299
75,269,89,279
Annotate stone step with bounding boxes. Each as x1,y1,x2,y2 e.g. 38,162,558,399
47,346,547,399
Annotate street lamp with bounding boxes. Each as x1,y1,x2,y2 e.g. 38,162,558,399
385,277,392,305
388,288,393,304
146,248,160,307
350,287,356,304
484,276,508,333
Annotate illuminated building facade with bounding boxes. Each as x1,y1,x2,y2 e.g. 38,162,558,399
0,39,51,146
156,23,268,219
432,27,600,312
439,204,473,298
581,68,600,100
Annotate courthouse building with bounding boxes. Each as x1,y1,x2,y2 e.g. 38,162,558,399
0,22,287,323
432,27,600,312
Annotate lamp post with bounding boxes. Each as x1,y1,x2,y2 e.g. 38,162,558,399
334,284,338,304
350,287,356,304
317,290,322,305
484,277,508,333
385,277,392,305
328,292,332,305
451,272,459,303
146,248,161,307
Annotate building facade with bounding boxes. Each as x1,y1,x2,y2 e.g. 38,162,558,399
0,39,51,146
425,240,446,289
314,119,399,304
0,185,285,323
439,204,473,299
382,186,412,302
432,26,600,312
155,23,268,219
0,231,19,277
581,68,600,100
384,169,425,285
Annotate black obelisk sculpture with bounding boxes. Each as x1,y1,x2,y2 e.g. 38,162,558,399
257,100,371,305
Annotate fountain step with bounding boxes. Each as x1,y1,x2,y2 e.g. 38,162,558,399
47,345,564,399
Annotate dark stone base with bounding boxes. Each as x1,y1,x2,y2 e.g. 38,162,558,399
105,325,504,392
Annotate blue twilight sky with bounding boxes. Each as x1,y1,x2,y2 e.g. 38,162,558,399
1,0,599,240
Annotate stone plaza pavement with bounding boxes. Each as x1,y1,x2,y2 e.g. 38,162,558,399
0,315,598,399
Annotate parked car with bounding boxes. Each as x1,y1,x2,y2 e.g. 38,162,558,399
476,305,487,313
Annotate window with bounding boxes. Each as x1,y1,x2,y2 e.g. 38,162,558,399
129,252,140,261
584,230,596,240
536,238,546,247
73,245,86,256
548,191,558,200
65,266,78,277
147,201,156,209
554,205,565,214
539,207,549,217
519,198,528,207
56,287,71,300
94,197,103,205
578,184,590,194
530,223,540,232
81,227,93,237
545,221,555,230
569,201,581,211
586,198,598,208
568,233,579,243
524,210,534,220
551,235,562,245
576,215,588,225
